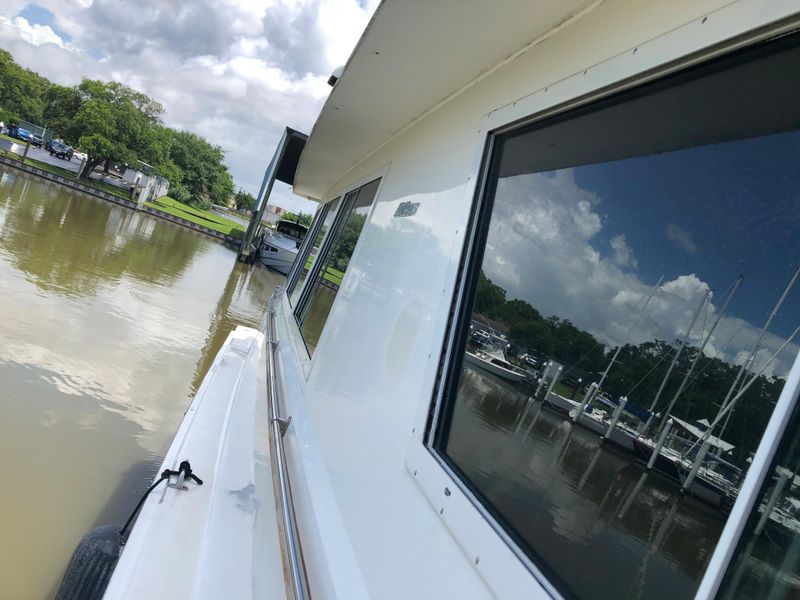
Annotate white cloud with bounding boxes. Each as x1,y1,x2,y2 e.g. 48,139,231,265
610,233,637,269
484,169,799,378
11,16,64,47
666,223,698,253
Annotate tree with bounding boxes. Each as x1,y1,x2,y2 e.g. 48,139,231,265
283,211,312,227
41,84,82,141
474,271,507,317
0,50,239,208
72,80,165,180
328,212,366,272
168,130,234,207
0,49,48,122
472,271,788,467
234,189,256,211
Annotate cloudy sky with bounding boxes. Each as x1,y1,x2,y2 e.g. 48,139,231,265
0,0,379,213
484,128,800,381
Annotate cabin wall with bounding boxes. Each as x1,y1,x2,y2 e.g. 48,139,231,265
278,1,797,597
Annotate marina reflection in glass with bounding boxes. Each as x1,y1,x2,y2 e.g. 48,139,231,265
437,51,800,596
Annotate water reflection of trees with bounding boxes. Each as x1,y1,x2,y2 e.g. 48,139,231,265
190,263,279,393
473,271,784,465
0,172,204,296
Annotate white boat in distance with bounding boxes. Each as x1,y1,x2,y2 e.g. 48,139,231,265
464,348,528,382
258,220,308,275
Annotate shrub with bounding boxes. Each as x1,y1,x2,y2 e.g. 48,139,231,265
170,183,192,205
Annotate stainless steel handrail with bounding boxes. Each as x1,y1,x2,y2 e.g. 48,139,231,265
266,289,311,600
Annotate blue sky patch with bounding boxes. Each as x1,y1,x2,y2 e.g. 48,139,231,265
17,4,72,43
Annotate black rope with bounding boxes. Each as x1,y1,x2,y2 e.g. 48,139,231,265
119,460,203,543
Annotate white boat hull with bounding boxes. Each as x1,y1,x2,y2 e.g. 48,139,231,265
464,351,527,382
259,243,297,275
545,393,636,451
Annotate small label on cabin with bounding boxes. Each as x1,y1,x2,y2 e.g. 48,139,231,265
394,201,419,218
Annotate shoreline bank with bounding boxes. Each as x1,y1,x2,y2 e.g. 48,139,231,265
0,154,241,248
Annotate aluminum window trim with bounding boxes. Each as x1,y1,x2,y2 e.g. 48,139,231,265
426,131,496,443
694,353,800,599
292,167,389,325
422,124,567,596
290,166,389,361
284,165,390,379
295,189,359,326
286,203,329,301
293,195,349,324
405,5,800,599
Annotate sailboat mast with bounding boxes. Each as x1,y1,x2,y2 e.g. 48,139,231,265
596,275,664,392
644,287,710,421
681,324,800,492
655,275,743,436
714,265,800,424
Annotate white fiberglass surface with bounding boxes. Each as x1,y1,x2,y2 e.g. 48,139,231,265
104,327,285,600
299,171,494,597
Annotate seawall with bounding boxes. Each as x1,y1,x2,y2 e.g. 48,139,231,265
0,154,241,248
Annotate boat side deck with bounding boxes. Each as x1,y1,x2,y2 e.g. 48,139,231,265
103,327,287,600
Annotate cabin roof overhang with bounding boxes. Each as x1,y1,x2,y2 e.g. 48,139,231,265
292,0,599,200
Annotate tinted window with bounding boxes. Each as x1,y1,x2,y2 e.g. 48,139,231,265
434,35,800,599
297,178,379,355
717,399,800,599
289,198,340,307
277,220,308,240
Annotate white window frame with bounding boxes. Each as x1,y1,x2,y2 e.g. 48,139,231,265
404,5,800,599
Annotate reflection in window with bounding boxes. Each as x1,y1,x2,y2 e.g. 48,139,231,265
289,198,339,307
298,179,379,355
718,398,800,599
435,35,800,599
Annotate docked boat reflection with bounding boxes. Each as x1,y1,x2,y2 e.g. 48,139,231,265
448,365,726,599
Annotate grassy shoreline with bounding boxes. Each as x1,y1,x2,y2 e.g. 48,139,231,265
0,149,246,239
145,196,245,238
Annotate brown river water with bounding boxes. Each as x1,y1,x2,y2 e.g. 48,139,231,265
0,168,282,599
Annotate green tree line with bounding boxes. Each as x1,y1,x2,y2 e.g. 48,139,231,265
0,49,234,208
283,211,313,227
474,271,785,465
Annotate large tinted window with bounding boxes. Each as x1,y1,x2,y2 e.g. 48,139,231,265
289,198,339,307
276,220,308,242
286,204,323,300
434,34,800,599
296,178,379,355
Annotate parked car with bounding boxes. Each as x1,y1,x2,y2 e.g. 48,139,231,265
47,138,67,152
49,140,74,160
10,126,32,142
30,133,44,148
72,151,87,162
